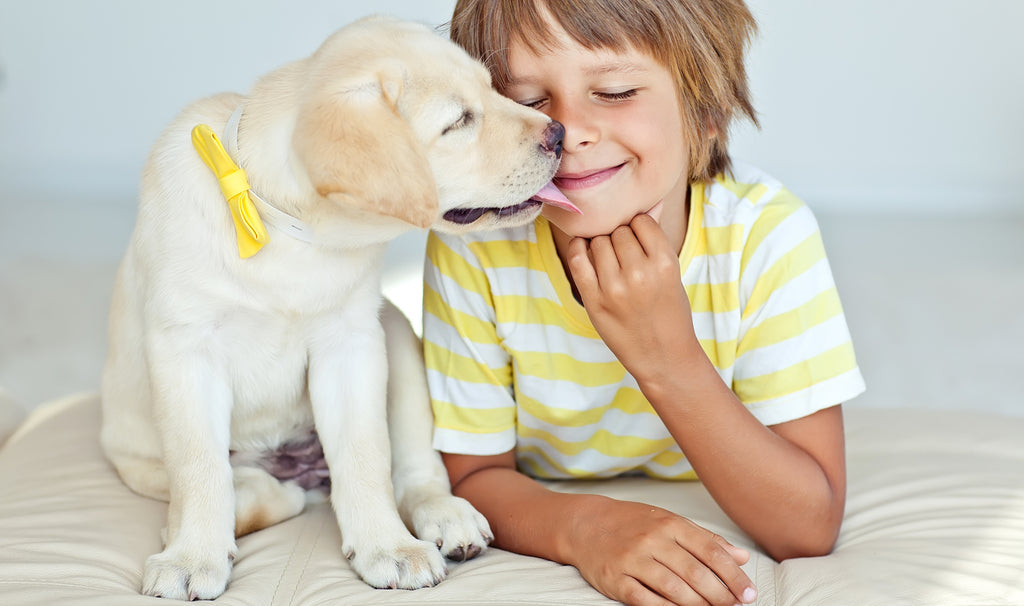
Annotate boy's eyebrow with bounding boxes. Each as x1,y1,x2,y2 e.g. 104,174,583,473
583,60,649,77
507,61,649,87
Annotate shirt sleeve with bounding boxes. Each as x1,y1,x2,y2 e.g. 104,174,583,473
422,230,517,454
732,190,866,426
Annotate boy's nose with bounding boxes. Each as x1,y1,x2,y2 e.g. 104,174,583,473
545,99,597,153
541,121,564,159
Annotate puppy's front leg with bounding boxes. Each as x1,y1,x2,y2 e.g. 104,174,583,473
142,351,237,601
309,317,446,589
381,300,493,561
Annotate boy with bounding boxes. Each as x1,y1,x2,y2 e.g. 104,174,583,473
423,1,865,604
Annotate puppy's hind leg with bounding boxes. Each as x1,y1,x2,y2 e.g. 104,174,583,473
233,466,308,537
106,454,171,502
382,300,493,562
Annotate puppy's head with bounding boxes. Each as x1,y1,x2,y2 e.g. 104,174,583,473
291,16,564,234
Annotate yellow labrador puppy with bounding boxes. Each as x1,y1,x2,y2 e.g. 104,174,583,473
100,16,575,600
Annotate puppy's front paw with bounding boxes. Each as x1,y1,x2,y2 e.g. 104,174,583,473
347,537,447,589
142,546,235,601
411,495,493,562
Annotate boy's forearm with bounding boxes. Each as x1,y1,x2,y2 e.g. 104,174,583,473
450,465,600,564
642,349,846,559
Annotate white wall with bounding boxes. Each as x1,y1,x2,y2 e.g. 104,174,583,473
734,0,1024,214
0,0,1022,214
0,0,456,201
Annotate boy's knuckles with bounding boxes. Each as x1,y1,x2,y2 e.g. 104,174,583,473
590,235,612,251
664,514,699,534
654,255,678,275
620,584,647,605
703,535,737,558
632,527,670,552
704,545,735,569
605,280,631,300
631,214,657,229
567,243,594,264
618,582,663,606
611,224,634,239
624,267,649,287
649,572,694,604
566,254,593,277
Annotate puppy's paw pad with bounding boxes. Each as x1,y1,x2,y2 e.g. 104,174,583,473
411,495,493,562
349,539,447,589
142,549,233,601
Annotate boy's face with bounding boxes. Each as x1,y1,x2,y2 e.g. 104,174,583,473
503,19,691,239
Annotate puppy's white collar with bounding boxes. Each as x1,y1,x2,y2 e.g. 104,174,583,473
224,106,314,243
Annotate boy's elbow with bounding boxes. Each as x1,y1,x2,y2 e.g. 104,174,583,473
767,488,846,561
765,521,841,561
768,536,836,561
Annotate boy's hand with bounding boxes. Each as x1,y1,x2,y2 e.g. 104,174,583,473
566,214,701,386
568,497,756,606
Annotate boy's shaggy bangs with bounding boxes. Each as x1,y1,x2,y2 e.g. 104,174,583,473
448,0,760,181
451,0,669,91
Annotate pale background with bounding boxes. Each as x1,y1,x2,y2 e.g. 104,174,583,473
1,1,1022,414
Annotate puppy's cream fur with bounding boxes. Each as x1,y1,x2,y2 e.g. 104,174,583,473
101,16,561,600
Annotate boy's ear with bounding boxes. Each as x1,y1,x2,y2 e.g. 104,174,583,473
293,68,439,229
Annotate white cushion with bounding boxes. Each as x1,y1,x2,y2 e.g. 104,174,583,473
1,394,1022,605
0,387,25,447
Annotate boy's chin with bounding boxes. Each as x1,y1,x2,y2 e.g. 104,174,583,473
644,201,665,223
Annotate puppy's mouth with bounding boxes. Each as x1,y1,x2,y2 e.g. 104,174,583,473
442,182,582,225
443,200,541,224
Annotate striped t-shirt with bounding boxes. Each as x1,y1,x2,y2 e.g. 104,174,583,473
423,162,865,480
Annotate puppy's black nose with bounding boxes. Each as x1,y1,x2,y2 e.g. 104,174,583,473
541,121,565,159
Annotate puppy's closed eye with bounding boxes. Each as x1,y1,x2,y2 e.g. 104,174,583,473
442,111,474,136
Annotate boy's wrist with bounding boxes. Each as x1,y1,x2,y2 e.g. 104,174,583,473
556,493,615,566
633,338,714,407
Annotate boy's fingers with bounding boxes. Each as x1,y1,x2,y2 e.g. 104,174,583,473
700,537,756,604
630,213,671,257
710,533,751,565
615,575,676,606
566,237,598,295
587,234,621,278
609,224,645,267
727,544,750,565
652,549,739,606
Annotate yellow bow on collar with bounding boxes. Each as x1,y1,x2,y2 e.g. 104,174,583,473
191,124,269,258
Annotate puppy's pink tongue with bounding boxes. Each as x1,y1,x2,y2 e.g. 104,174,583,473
531,182,582,215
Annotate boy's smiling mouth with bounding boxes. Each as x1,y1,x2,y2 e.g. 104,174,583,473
554,163,625,191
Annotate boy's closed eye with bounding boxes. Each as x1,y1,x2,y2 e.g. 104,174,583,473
594,88,638,102
516,88,639,109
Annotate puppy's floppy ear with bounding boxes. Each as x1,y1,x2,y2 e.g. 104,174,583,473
294,67,439,229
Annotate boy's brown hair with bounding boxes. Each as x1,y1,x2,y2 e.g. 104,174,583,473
448,0,759,182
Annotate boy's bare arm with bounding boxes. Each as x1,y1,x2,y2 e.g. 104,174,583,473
566,214,846,560
443,452,757,606
649,358,847,560
442,452,575,561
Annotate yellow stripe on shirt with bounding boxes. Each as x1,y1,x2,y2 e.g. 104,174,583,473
733,343,859,404
516,387,654,428
737,288,844,357
432,399,515,434
743,232,828,320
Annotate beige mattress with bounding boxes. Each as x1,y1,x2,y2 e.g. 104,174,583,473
1,393,1022,605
